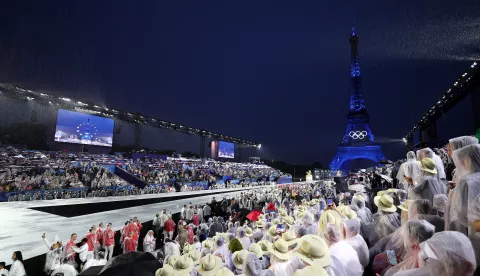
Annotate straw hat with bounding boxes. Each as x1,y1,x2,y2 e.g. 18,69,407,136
398,199,411,211
245,227,253,237
292,235,332,267
282,231,298,247
167,255,179,267
188,250,201,265
183,243,195,254
156,264,174,276
257,240,272,256
256,220,266,229
272,218,282,225
420,158,437,174
202,239,214,249
283,216,295,226
310,199,319,206
173,255,194,273
318,210,343,232
232,250,249,269
340,206,357,219
257,214,266,221
279,209,288,217
269,239,291,261
374,194,397,213
197,254,223,276
294,265,328,276
248,243,264,258
268,226,277,237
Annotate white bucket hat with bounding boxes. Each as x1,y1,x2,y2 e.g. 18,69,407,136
232,250,249,269
292,235,332,267
173,255,194,273
294,265,328,276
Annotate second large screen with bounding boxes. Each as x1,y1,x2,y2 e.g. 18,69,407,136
218,141,234,158
54,109,114,147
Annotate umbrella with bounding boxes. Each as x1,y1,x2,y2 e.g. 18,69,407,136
246,210,264,221
99,251,162,276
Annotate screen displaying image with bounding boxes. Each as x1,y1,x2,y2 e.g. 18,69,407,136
218,141,234,158
54,109,114,147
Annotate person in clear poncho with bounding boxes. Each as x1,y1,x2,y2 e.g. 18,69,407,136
468,195,480,276
384,219,435,276
350,195,373,229
447,136,478,183
323,223,363,276
341,219,369,268
447,144,480,235
366,194,402,246
406,158,447,204
393,231,476,276
369,199,432,262
397,152,422,191
421,148,446,180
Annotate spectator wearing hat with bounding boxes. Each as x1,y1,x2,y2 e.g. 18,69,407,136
197,254,223,276
268,239,303,276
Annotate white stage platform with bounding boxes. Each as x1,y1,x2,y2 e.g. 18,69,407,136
0,185,271,265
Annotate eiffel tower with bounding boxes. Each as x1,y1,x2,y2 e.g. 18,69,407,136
329,28,386,174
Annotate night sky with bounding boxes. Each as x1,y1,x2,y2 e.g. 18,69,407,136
1,1,479,166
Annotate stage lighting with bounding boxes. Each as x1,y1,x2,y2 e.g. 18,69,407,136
257,144,262,149
26,96,34,100
40,93,48,96
60,97,71,102
402,138,407,144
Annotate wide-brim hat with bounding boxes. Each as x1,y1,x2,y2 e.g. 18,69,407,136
248,243,264,258
269,239,291,261
279,209,288,217
398,199,411,212
318,210,343,232
420,158,437,174
268,226,278,237
340,206,358,219
293,265,328,276
202,239,214,249
155,264,174,276
183,243,194,254
283,216,295,226
292,235,332,268
197,254,223,276
232,250,249,269
245,227,253,237
167,255,179,267
374,194,397,213
256,220,266,229
215,267,239,276
257,240,272,256
188,250,201,265
173,255,194,273
282,231,298,247
272,218,282,225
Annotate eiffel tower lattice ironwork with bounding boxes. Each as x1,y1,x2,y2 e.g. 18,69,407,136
329,27,386,174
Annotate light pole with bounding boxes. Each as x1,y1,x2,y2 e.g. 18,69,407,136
293,164,296,182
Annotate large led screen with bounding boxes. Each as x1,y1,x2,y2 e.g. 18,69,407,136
218,141,234,158
54,109,114,147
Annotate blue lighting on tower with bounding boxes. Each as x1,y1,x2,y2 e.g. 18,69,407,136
329,27,386,174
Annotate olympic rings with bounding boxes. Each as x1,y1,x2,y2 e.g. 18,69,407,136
349,131,367,139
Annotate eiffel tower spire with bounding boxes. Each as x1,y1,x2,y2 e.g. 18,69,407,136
349,26,365,113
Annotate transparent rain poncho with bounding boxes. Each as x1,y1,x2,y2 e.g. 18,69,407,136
342,219,369,268
421,148,446,180
447,144,480,235
408,170,447,204
414,231,476,276
325,224,364,276
366,210,401,246
449,136,479,152
384,219,435,276
397,151,422,190
351,196,373,227
432,194,448,214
